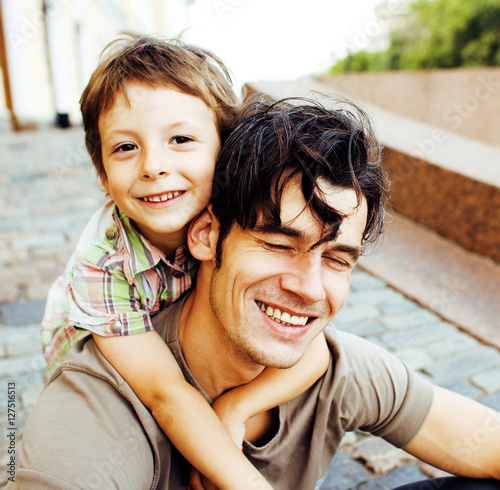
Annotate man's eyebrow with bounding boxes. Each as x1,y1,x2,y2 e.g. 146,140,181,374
253,223,303,239
253,223,362,262
328,243,362,262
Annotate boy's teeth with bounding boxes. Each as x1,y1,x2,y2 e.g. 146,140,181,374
143,191,182,202
257,301,308,326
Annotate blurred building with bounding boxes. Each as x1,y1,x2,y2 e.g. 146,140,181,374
333,0,412,64
0,0,192,130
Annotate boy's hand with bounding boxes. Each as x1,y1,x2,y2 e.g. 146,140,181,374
188,466,218,490
211,395,247,449
188,394,252,490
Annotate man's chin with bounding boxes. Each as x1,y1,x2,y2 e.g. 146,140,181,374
246,348,303,370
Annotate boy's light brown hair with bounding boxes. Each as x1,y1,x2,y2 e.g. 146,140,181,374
80,34,240,180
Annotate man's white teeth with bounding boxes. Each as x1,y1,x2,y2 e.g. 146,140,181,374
257,301,308,326
143,191,183,202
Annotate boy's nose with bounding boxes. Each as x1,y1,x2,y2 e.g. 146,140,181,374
140,151,169,179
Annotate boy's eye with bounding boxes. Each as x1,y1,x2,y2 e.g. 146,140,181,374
114,143,137,153
171,135,193,145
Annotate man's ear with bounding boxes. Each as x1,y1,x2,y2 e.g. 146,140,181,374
188,205,218,261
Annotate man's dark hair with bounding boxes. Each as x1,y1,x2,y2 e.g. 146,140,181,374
211,95,389,267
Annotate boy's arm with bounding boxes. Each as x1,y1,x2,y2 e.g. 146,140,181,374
212,332,331,446
70,258,271,487
403,385,500,479
93,331,273,489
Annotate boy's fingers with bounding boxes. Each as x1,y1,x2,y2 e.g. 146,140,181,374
188,465,220,490
200,475,218,490
188,467,205,490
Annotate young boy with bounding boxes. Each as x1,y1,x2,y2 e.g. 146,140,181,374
41,35,330,489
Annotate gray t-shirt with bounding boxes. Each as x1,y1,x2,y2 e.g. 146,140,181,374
15,297,433,489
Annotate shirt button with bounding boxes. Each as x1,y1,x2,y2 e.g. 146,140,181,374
105,227,116,241
172,268,185,278
110,321,123,333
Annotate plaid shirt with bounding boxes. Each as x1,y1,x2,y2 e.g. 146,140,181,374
41,202,198,370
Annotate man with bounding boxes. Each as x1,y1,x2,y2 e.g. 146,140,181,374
14,98,500,489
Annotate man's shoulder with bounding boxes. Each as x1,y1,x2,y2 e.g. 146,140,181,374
322,325,434,446
51,296,187,387
47,332,125,390
322,326,414,413
325,326,395,370
17,332,166,490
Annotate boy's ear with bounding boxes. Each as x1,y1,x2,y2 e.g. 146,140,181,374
188,205,218,261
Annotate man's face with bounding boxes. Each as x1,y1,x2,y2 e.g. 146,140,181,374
208,177,367,369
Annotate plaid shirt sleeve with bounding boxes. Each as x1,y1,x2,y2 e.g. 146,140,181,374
67,251,155,337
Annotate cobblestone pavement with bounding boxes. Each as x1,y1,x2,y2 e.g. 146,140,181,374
1,128,500,489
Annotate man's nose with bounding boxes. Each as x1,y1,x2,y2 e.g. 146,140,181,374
280,254,326,304
140,149,169,180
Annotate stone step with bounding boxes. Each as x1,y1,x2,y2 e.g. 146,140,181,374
359,213,500,351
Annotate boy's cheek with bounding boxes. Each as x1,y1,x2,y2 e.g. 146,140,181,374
100,174,110,194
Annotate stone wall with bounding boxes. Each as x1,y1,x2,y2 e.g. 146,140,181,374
321,68,500,148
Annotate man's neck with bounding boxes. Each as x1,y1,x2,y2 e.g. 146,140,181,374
178,287,265,401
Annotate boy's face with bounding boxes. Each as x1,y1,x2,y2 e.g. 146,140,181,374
98,82,220,255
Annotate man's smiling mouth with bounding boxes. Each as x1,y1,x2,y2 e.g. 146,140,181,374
256,301,309,326
141,191,184,202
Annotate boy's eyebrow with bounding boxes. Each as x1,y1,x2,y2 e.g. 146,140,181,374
100,127,138,141
253,223,362,262
102,121,205,140
166,121,202,131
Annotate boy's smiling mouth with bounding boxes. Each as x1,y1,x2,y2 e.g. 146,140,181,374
256,300,310,326
140,191,184,203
